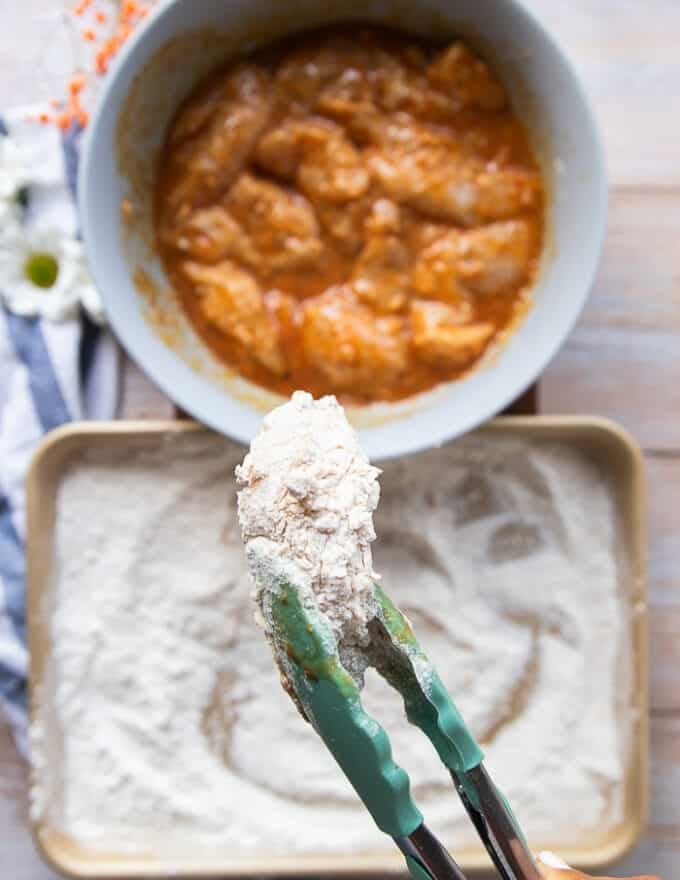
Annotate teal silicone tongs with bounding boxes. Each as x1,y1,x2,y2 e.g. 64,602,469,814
268,580,543,880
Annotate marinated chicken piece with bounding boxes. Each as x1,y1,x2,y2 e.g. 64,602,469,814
314,68,378,122
255,118,370,202
226,173,324,273
426,43,507,111
256,118,372,252
276,42,362,104
367,125,540,225
164,65,272,211
411,300,494,367
301,287,408,391
183,260,286,375
299,40,462,126
164,206,258,264
251,127,294,177
314,62,460,126
375,68,462,122
413,220,532,301
351,235,411,313
165,175,323,273
298,133,370,203
276,38,404,107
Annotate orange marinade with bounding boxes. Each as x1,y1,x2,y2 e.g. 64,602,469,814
155,26,544,405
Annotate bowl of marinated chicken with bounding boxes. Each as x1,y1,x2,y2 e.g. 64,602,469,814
79,0,606,459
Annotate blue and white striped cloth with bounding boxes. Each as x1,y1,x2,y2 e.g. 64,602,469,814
0,108,119,754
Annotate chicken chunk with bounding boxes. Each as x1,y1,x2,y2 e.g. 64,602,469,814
426,43,507,111
226,173,324,273
255,118,370,202
351,235,411,313
164,65,272,211
301,287,408,391
314,69,377,123
288,39,461,126
374,67,463,122
164,175,324,274
276,38,403,107
413,220,532,302
315,63,460,126
411,300,495,368
183,260,286,374
164,205,258,264
298,133,370,203
256,118,372,252
276,42,362,104
367,127,540,225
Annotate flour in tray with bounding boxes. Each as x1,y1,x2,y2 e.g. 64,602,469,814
29,430,634,857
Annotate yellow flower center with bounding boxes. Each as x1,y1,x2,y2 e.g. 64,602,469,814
24,253,59,289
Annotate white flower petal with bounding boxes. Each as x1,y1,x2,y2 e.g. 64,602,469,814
41,289,81,322
1,280,46,317
79,281,106,325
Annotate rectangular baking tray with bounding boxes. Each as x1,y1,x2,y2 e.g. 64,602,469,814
26,416,649,879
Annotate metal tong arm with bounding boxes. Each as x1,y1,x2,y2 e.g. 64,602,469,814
452,765,542,880
373,587,541,880
396,823,468,880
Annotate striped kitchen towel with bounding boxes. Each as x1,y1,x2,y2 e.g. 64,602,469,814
0,107,119,754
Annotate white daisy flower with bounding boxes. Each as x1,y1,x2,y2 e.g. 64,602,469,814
0,226,105,324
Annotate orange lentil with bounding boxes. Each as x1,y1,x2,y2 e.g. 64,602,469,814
38,113,52,124
82,28,96,41
95,11,107,23
69,74,87,95
72,0,93,14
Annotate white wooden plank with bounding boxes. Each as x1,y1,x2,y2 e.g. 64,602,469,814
650,609,680,715
541,188,680,451
521,0,680,186
646,457,680,609
119,356,175,420
541,326,680,450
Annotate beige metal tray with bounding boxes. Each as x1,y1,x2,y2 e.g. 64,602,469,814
26,417,649,879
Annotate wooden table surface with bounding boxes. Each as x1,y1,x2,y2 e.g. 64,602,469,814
1,2,678,877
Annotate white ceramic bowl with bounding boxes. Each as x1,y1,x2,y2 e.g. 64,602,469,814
79,0,606,460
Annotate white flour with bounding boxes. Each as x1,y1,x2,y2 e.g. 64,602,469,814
236,391,380,682
30,429,634,858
